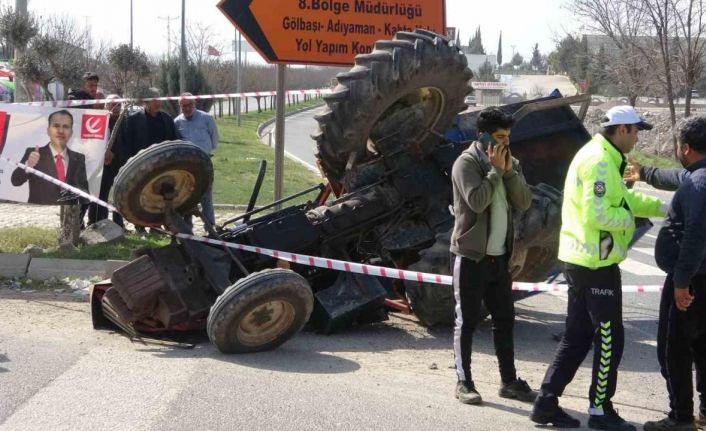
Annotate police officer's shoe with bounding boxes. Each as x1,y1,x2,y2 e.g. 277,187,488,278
455,380,482,405
530,404,581,428
643,417,697,431
588,407,636,431
499,378,538,402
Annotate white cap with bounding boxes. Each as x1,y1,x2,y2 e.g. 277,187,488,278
600,105,653,130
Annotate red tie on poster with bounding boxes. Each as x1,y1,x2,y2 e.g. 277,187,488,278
54,154,65,182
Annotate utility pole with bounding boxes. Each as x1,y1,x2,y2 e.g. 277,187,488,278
130,0,134,49
158,15,178,60
14,0,27,102
179,0,186,93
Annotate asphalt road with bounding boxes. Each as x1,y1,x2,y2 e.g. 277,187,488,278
0,113,688,431
260,109,321,172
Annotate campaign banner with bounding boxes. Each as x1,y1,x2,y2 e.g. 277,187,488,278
0,105,109,205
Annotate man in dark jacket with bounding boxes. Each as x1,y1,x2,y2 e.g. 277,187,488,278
627,117,706,431
67,72,102,109
119,87,176,160
11,110,88,204
450,107,535,405
88,94,124,227
117,88,176,232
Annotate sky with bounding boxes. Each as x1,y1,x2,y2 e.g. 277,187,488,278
16,0,578,63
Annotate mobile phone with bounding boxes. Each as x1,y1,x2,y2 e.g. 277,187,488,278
479,132,496,148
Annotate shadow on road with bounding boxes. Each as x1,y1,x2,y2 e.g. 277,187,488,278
0,353,9,373
92,293,661,375
138,342,361,374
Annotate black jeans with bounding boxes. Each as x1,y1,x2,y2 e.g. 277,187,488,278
451,253,517,384
658,274,706,422
87,163,124,227
537,263,624,414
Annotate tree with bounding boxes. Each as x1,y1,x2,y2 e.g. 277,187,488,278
186,22,224,68
569,0,679,154
468,27,486,54
548,35,581,76
475,59,497,81
587,44,609,93
530,43,543,71
14,48,53,99
33,15,92,93
497,32,503,65
0,5,38,100
671,0,706,117
511,52,524,66
107,44,151,96
455,30,460,47
158,59,213,116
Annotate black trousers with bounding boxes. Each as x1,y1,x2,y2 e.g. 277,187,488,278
452,253,517,384
537,263,624,414
87,163,124,227
658,274,706,422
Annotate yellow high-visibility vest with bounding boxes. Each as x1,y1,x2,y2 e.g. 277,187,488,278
558,134,664,268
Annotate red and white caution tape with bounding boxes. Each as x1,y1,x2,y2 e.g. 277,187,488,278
0,156,118,212
16,88,333,109
176,233,662,292
177,233,454,285
0,155,664,293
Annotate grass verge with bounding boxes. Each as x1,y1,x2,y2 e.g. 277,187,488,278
631,150,681,169
212,99,324,205
0,226,170,260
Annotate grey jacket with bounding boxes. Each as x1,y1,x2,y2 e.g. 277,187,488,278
450,141,532,261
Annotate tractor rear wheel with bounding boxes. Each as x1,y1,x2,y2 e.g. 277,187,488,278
207,268,314,353
403,230,455,327
313,29,472,182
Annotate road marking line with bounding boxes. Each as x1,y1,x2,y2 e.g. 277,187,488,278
632,247,655,257
620,257,665,276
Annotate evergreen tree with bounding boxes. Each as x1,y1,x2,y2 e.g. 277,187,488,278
159,59,213,116
587,44,610,93
476,59,497,81
571,36,590,85
497,32,503,65
468,27,486,54
511,52,524,66
530,43,543,71
455,30,460,48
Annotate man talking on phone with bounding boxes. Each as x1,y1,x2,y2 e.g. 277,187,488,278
450,107,535,405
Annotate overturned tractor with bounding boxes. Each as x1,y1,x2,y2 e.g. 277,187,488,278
91,30,594,353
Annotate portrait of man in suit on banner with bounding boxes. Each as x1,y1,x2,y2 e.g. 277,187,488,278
11,109,89,205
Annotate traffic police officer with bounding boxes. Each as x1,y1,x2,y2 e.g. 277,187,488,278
530,106,666,430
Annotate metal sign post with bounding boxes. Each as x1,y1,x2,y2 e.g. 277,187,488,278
274,64,286,205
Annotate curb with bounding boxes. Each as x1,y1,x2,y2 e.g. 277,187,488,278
256,101,324,139
0,253,127,281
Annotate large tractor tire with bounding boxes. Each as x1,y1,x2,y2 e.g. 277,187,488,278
207,268,314,353
313,29,472,182
113,141,213,227
403,230,455,327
